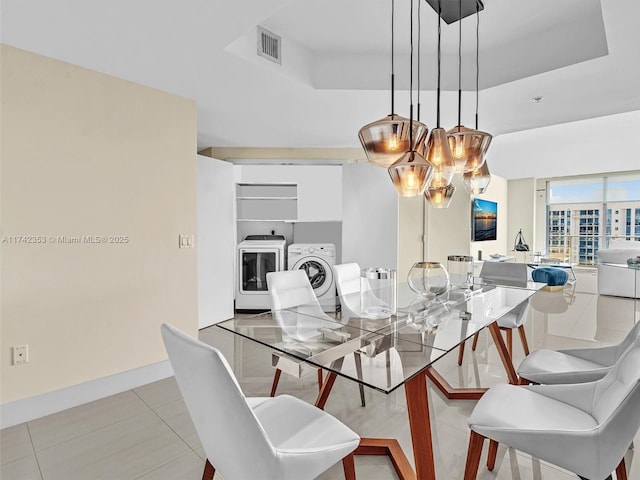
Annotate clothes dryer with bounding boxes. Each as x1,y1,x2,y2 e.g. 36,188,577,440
288,243,336,312
236,235,286,311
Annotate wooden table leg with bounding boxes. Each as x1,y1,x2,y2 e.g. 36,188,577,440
487,321,519,385
405,372,436,480
314,357,344,410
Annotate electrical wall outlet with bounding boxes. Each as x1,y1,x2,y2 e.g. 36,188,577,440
178,234,194,249
12,345,28,365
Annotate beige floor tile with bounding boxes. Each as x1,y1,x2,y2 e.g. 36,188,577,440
0,453,42,480
135,451,204,480
28,390,149,451
0,423,34,465
36,411,190,480
153,399,200,450
133,376,182,409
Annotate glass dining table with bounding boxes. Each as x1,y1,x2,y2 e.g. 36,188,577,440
216,280,544,480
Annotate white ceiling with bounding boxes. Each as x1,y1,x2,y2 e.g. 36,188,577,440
2,0,640,179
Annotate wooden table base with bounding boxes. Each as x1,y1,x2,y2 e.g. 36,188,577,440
427,320,521,401
313,319,521,480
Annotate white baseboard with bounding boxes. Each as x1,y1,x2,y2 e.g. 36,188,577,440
0,360,173,429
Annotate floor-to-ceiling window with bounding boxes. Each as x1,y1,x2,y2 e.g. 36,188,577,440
546,172,640,266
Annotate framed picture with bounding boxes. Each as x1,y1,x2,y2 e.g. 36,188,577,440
472,198,497,241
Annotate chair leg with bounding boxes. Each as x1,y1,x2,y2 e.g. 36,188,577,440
487,439,498,471
342,452,356,480
463,431,486,480
317,369,323,391
471,332,480,351
517,324,530,356
616,457,628,480
270,369,282,397
202,459,215,480
458,342,466,366
354,352,366,407
505,329,513,359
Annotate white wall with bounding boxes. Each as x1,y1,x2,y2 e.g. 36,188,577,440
197,155,235,327
489,110,640,180
342,163,398,270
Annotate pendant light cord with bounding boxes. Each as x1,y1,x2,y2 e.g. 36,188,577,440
391,0,395,115
475,2,480,130
409,0,414,147
457,0,462,127
417,0,421,121
436,0,442,128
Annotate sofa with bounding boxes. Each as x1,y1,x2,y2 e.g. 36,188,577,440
596,239,640,298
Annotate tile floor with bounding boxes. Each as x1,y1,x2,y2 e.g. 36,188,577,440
2,270,639,480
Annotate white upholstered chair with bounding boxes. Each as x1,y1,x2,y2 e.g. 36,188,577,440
266,269,366,404
333,263,406,402
463,334,640,480
518,321,640,385
333,262,395,320
161,323,360,480
333,263,363,320
458,262,531,365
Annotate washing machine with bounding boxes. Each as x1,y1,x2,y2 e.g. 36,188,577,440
288,243,337,312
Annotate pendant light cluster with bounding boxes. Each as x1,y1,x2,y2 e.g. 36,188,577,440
358,0,493,206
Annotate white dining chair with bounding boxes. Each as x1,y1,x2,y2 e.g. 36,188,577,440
333,263,363,320
458,262,531,365
333,263,407,402
518,320,640,385
463,334,640,480
267,269,366,405
161,323,360,480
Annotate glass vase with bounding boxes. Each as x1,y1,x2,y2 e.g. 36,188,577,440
407,262,449,298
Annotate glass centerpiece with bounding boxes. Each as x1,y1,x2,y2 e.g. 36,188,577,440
407,262,449,299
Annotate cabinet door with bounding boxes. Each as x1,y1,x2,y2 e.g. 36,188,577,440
296,166,342,221
198,155,234,327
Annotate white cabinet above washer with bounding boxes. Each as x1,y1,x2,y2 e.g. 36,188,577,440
237,165,342,222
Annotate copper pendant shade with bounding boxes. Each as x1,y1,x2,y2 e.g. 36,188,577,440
447,0,492,174
423,127,455,188
388,148,433,197
462,160,491,194
447,125,492,173
425,183,456,208
359,116,428,168
359,0,426,168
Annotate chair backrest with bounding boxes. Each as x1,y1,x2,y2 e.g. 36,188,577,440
334,263,361,297
480,262,528,287
334,263,362,318
588,336,640,478
161,324,275,479
266,270,319,310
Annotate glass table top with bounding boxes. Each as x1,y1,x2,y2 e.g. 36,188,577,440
217,283,541,393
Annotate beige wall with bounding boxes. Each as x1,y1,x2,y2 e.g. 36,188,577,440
426,175,474,265
397,196,425,281
507,178,537,260
397,173,510,272
1,45,198,403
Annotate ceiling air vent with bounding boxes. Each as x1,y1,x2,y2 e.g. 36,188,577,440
257,26,281,65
